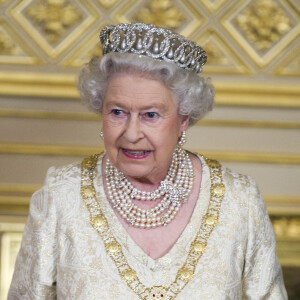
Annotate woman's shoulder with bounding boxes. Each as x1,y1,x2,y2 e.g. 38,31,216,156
197,153,258,194
44,160,82,189
222,165,257,191
29,161,83,217
195,153,262,210
220,163,266,210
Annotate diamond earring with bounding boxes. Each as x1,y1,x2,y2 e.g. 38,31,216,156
178,131,186,147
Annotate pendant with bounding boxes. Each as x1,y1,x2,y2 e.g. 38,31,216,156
144,286,171,300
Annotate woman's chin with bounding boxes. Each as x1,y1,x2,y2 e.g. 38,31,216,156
117,162,153,180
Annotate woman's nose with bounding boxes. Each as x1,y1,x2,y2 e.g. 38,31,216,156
124,115,143,142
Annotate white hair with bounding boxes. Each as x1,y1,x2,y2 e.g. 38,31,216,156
77,52,215,126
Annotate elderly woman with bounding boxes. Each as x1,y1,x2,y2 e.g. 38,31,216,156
9,23,287,299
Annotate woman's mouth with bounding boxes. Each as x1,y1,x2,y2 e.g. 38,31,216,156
121,148,151,159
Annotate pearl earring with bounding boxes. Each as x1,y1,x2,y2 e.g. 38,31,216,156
99,130,104,140
178,131,186,146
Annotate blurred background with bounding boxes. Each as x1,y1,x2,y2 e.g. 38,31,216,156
0,0,299,298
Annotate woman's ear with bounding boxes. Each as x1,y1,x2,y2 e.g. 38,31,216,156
180,115,190,132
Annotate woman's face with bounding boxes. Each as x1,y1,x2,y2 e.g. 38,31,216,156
102,73,188,184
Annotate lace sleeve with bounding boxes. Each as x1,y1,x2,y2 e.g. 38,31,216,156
242,177,287,300
8,167,58,300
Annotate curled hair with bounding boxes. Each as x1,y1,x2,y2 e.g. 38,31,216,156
77,53,215,126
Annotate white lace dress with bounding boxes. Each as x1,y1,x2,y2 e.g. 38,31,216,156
8,155,287,299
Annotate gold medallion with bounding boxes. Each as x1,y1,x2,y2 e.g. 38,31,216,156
204,214,218,227
121,269,137,283
106,242,121,255
178,267,193,281
81,185,96,199
212,183,225,197
191,241,206,254
206,159,219,168
82,157,95,169
91,215,107,228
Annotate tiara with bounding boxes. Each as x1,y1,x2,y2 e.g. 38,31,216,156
100,23,207,73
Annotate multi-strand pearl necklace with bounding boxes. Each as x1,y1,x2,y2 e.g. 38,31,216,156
105,147,194,229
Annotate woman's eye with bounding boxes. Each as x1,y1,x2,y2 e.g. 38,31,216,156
145,112,158,119
111,109,123,116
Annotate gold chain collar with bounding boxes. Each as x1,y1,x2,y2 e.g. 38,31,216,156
81,153,225,299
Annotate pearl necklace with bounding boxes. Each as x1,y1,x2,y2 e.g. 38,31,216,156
105,147,194,229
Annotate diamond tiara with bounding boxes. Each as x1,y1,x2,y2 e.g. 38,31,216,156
100,23,207,73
